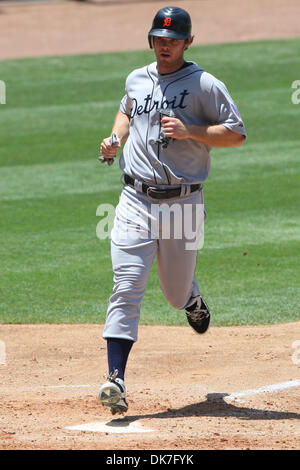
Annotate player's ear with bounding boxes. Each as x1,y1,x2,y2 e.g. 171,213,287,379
184,36,194,50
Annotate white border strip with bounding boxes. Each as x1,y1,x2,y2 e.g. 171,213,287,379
226,379,300,402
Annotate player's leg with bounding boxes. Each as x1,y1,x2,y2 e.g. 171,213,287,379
99,237,157,414
99,187,157,413
98,336,134,415
157,236,200,309
103,237,157,343
156,189,210,333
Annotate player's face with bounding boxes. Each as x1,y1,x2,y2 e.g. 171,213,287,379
153,36,193,74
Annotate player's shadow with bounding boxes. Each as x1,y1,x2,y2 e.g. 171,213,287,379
107,393,300,427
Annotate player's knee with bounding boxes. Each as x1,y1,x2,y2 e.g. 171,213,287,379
111,276,147,310
115,280,145,298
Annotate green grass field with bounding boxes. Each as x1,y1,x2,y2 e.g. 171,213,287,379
0,39,299,326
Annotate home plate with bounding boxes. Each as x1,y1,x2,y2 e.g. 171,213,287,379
66,420,154,434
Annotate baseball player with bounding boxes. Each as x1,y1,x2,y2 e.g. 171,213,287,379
98,6,246,415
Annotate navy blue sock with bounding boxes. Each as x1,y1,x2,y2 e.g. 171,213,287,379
107,338,134,381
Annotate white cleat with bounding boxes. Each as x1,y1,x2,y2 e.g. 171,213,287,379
98,369,128,415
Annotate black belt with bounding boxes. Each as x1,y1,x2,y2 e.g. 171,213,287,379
124,174,202,200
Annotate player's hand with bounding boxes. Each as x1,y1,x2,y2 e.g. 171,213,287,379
100,136,121,159
161,117,189,140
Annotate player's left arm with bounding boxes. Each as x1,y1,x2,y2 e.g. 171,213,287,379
161,118,246,147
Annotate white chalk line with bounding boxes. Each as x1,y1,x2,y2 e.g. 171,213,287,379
225,379,300,403
46,383,98,390
1,379,299,434
0,383,99,392
1,378,299,397
65,378,300,434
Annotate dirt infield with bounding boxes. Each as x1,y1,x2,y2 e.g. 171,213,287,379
0,0,300,59
0,323,299,450
0,0,300,451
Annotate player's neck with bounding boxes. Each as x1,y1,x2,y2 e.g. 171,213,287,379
157,57,185,75
158,61,191,76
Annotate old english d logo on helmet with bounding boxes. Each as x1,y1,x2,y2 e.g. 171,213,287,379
163,17,172,28
148,6,192,48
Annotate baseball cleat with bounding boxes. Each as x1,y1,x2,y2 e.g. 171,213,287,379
185,297,210,334
98,369,128,415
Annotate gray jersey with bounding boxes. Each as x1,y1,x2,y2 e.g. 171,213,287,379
119,61,246,186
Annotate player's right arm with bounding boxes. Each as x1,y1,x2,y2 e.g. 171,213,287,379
100,110,130,158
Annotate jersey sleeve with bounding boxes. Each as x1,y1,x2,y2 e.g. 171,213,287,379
201,73,247,136
120,94,132,116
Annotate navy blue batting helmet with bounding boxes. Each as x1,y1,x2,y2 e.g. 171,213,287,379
148,6,192,48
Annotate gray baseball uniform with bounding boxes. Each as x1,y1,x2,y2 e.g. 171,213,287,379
102,60,246,342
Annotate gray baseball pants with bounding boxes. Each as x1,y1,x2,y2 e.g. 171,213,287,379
102,183,205,342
